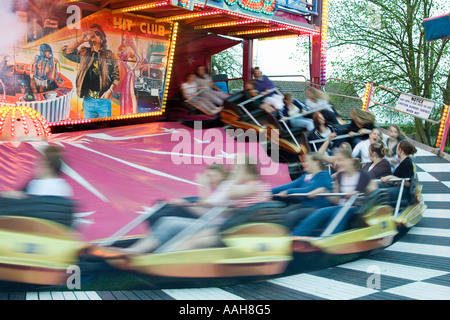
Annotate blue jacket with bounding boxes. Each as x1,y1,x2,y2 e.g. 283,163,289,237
271,170,333,208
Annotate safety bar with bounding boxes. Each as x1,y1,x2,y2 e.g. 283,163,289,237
154,205,229,253
97,202,167,246
308,129,371,145
278,118,302,148
308,130,371,152
375,177,411,217
282,105,329,121
236,87,279,128
284,192,352,197
320,193,362,237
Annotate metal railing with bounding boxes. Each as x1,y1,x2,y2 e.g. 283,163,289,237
224,74,449,152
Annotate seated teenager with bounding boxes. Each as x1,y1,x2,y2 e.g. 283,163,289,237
271,152,332,229
345,108,376,147
291,149,378,237
280,93,314,132
304,87,339,125
379,140,417,202
0,145,74,227
252,67,284,112
120,154,272,253
316,132,352,171
383,124,406,168
195,65,230,108
242,79,276,113
1,145,73,199
352,127,383,164
145,164,231,226
362,142,392,179
181,73,222,116
309,112,344,153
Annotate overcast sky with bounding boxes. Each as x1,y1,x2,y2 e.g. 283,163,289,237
254,1,450,80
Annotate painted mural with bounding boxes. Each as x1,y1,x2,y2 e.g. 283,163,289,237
0,3,174,123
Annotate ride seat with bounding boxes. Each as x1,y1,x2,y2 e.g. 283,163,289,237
0,195,75,227
219,201,287,232
348,189,391,229
224,93,267,119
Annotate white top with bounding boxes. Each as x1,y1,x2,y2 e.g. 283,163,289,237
317,126,332,139
287,105,301,117
181,81,198,99
305,98,334,113
26,178,73,197
352,139,371,163
338,172,360,206
196,75,213,89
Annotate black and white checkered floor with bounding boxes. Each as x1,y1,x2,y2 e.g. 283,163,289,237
2,148,449,301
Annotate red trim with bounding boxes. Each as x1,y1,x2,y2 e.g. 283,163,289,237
423,13,450,22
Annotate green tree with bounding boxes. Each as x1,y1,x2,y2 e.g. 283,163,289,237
327,0,450,145
211,44,243,92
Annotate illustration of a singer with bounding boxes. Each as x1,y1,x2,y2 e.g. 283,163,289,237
63,24,120,119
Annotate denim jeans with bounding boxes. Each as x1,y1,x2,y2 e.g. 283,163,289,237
151,216,195,244
83,97,112,119
292,206,356,236
289,117,314,131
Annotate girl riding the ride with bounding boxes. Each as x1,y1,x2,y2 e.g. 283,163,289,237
195,65,230,108
272,152,333,229
280,93,314,132
383,124,407,168
379,140,417,203
121,154,272,253
181,73,222,116
291,149,377,237
346,108,376,147
308,112,344,153
352,127,383,164
304,87,339,125
362,142,392,179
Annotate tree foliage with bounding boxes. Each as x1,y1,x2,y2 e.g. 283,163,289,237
328,0,450,145
211,44,243,92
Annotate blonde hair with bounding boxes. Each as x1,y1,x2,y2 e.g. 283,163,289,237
388,124,407,140
339,142,352,152
350,108,375,126
306,86,330,102
306,152,327,171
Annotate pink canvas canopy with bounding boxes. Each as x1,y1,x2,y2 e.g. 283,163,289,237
0,122,290,242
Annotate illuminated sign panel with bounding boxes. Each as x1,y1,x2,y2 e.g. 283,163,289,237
205,0,278,17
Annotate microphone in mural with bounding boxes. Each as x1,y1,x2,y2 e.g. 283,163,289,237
63,24,120,119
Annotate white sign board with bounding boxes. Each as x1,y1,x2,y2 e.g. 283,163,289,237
395,93,434,119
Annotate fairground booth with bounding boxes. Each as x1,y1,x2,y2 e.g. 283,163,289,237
0,0,327,132
0,1,435,288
